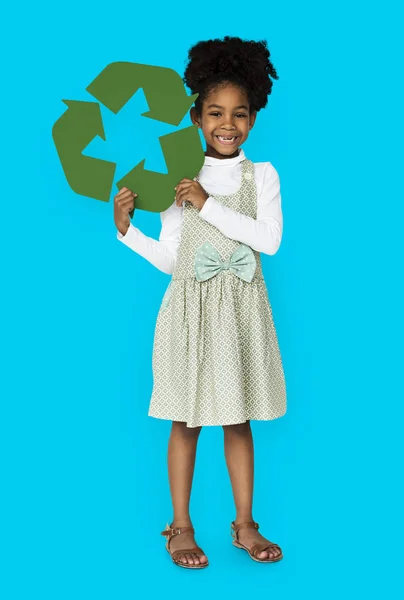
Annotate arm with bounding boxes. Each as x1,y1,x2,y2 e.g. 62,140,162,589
197,163,283,255
116,200,182,274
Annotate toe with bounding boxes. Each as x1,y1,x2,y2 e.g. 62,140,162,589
193,554,200,565
259,550,269,559
180,554,187,564
200,554,208,564
187,554,195,565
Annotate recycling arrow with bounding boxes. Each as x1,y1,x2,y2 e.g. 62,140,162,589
116,123,205,214
86,61,198,126
52,100,116,201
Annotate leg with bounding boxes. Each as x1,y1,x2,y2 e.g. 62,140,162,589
166,421,208,566
223,421,281,560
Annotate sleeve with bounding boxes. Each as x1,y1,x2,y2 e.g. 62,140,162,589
116,200,183,274
197,163,283,255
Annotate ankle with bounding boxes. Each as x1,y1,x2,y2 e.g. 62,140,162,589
234,515,254,525
171,518,193,528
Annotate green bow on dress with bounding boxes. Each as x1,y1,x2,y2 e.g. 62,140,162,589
194,241,256,283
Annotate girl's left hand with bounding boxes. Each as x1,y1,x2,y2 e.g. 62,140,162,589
175,178,209,210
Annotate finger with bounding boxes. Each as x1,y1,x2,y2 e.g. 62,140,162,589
117,192,137,205
175,182,193,192
175,187,192,202
174,188,189,200
177,189,191,202
116,190,136,202
116,187,133,198
176,195,189,207
118,198,135,214
122,198,135,211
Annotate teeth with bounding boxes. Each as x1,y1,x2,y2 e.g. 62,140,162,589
217,136,237,141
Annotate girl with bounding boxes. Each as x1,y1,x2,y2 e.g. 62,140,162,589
114,36,286,569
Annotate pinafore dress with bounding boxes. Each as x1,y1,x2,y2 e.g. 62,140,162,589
148,157,287,428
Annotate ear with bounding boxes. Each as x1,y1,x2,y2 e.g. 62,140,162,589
249,110,257,131
190,107,201,128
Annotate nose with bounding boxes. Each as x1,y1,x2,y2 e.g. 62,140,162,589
221,114,237,129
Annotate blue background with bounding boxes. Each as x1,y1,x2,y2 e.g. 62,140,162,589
1,1,403,598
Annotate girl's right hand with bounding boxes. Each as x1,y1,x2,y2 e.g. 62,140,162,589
114,187,137,236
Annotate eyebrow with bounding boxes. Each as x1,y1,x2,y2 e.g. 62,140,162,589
207,104,249,110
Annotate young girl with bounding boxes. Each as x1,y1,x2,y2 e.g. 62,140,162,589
114,35,286,569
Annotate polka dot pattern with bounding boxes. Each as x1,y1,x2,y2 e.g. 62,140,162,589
148,158,287,428
194,241,257,283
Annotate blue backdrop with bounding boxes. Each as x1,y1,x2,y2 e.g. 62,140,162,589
1,1,403,598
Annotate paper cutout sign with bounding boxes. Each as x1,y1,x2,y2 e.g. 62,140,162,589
52,61,205,215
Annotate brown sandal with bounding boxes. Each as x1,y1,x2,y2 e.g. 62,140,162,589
161,524,209,569
230,520,283,563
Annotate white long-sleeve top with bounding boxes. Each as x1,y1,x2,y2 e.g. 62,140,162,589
116,147,283,275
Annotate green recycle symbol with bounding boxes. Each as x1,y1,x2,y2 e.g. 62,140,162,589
52,61,205,216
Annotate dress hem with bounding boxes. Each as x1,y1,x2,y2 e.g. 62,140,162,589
147,409,287,429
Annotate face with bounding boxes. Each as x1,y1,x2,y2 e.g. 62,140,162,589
190,85,256,159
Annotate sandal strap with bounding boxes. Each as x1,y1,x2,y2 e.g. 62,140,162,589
250,542,280,558
231,520,259,539
161,525,194,538
170,546,204,560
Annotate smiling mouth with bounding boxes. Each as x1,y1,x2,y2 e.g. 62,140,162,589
215,135,240,145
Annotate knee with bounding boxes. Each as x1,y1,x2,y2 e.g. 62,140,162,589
171,420,202,439
223,421,251,437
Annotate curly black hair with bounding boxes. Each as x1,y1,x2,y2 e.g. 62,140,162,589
183,35,279,116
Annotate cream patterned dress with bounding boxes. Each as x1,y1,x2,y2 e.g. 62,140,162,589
148,157,287,428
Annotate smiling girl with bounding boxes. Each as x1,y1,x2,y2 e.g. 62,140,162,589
115,35,287,569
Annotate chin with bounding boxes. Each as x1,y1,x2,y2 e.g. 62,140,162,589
214,143,241,155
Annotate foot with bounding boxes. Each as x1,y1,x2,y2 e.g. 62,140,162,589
235,522,282,560
168,524,208,566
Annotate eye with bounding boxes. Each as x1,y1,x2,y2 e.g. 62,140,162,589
209,112,247,118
